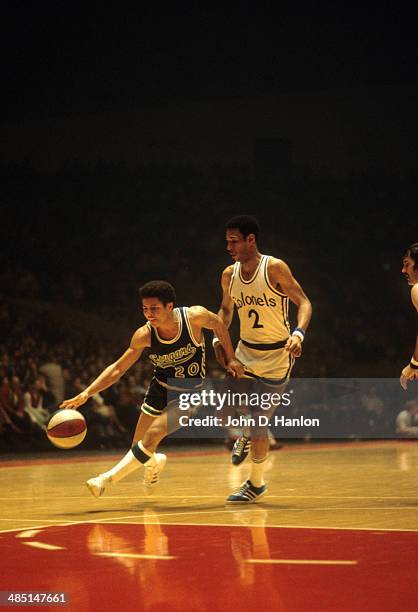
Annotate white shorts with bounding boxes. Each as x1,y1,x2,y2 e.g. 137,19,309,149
235,340,295,383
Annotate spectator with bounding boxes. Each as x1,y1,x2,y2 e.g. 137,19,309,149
395,400,418,438
23,380,50,428
360,386,389,436
39,353,64,404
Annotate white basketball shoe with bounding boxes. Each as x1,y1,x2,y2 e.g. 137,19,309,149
86,474,110,497
143,453,167,490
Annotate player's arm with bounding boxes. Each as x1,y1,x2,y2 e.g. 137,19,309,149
212,266,236,368
60,326,151,409
269,258,312,357
188,306,244,378
400,284,418,390
411,285,418,362
217,266,235,329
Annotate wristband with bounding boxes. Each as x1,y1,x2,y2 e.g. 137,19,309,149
212,336,220,347
292,327,305,342
410,357,418,369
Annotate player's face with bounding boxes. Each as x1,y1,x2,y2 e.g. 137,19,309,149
226,229,253,262
142,298,173,326
402,256,418,286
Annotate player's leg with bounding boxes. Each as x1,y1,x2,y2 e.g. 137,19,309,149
226,346,255,466
141,413,167,451
230,347,292,467
86,413,165,496
248,434,270,487
86,380,168,496
231,427,251,465
130,380,170,489
132,412,160,444
135,412,169,490
227,374,291,503
133,399,186,451
232,424,280,463
227,427,269,503
130,411,169,488
86,383,197,496
138,396,202,490
219,398,252,462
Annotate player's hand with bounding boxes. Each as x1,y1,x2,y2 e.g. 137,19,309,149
285,335,302,357
400,365,418,390
226,358,245,379
59,391,90,409
213,341,228,369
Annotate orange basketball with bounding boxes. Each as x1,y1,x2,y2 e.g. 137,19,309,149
47,409,87,449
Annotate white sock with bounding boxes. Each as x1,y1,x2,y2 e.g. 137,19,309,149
250,456,267,487
102,441,157,484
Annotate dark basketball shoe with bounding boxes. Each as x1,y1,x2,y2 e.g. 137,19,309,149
226,480,267,503
231,436,251,465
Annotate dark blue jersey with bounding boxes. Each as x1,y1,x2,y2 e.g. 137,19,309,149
147,307,205,386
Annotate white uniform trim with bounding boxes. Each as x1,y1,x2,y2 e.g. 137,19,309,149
229,264,238,295
183,307,205,348
238,255,264,284
153,308,183,344
264,256,288,297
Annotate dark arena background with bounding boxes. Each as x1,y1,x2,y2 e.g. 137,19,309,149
1,4,417,611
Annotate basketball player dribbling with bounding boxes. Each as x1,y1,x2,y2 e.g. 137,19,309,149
213,216,312,503
400,243,418,389
60,280,243,496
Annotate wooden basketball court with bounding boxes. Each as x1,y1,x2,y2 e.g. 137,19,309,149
0,440,417,610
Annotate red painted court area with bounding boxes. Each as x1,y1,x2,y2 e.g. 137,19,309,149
1,523,417,611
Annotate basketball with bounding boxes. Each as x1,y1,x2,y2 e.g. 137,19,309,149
47,409,87,449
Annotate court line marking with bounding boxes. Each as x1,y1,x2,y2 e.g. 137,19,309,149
95,552,176,560
246,559,358,565
1,517,418,534
2,505,416,522
23,506,418,529
0,519,70,523
1,502,418,528
16,529,43,538
98,520,418,533
1,494,417,500
0,523,70,533
1,440,414,467
22,542,65,551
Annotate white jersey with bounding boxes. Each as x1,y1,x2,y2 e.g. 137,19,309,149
229,254,290,345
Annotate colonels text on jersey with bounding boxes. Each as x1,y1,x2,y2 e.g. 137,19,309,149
229,255,290,344
147,307,205,384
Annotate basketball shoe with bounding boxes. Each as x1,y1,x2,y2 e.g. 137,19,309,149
143,453,167,490
226,480,267,503
231,436,251,465
86,474,110,497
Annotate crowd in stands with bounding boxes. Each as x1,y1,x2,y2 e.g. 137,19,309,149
0,332,151,453
1,161,417,451
1,327,414,453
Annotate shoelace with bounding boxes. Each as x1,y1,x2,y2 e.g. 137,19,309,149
236,481,251,495
234,437,249,454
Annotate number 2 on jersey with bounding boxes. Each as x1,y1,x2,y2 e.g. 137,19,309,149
248,309,264,328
